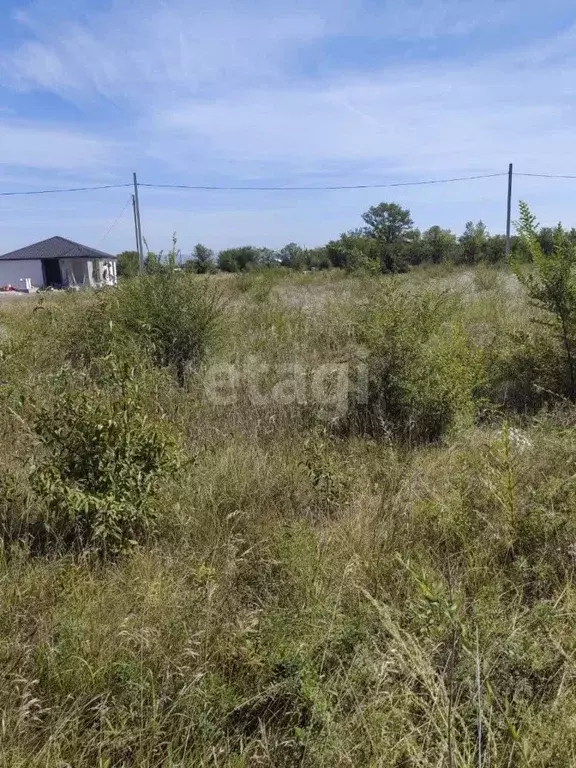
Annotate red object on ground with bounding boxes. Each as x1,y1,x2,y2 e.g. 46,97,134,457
0,285,16,292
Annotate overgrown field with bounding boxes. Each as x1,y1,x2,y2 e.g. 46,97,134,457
1,262,576,766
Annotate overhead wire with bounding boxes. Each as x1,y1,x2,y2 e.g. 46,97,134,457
515,172,576,180
96,196,133,247
1,169,576,199
138,172,507,191
0,183,132,197
0,172,508,197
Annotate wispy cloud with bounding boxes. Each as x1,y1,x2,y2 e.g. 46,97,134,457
148,44,576,180
2,0,546,104
2,0,329,104
1,0,576,253
0,121,119,172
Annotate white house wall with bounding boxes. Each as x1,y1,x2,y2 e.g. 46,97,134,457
0,259,44,288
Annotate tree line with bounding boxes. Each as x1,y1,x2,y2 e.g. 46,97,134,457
117,201,576,276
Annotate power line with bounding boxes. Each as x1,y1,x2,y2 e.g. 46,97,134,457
0,183,132,197
515,172,576,180
96,196,132,247
0,173,501,198
139,172,507,192
3,169,576,199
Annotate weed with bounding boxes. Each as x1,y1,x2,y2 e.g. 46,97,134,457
0,265,576,765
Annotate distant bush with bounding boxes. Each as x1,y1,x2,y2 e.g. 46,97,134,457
28,367,179,558
116,250,140,278
218,246,263,272
184,243,216,274
278,242,307,270
325,231,381,271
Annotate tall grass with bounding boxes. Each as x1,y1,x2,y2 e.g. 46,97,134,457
1,266,576,766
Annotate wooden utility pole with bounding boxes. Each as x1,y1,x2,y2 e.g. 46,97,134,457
133,172,145,274
505,163,513,259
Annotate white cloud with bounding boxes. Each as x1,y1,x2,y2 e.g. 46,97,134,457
0,122,118,171
1,0,329,105
1,0,546,105
148,43,576,180
2,0,576,252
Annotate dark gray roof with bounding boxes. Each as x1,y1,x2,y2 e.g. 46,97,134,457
0,236,116,262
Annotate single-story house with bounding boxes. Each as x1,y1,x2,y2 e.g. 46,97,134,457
0,236,118,291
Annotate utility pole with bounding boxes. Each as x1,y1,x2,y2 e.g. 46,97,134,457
133,172,145,274
505,163,513,259
132,194,140,255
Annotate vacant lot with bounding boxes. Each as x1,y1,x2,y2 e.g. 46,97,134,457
1,265,575,766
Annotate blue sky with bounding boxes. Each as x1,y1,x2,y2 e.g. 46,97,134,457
1,0,576,254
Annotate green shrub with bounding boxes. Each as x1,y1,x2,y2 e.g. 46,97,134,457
482,327,567,413
28,367,179,558
346,284,483,442
514,202,576,400
218,246,262,272
111,272,222,384
116,250,140,278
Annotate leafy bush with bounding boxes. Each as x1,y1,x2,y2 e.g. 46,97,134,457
325,231,381,271
184,243,216,274
482,327,567,413
218,246,263,272
116,250,139,278
29,272,222,386
28,368,179,558
513,201,576,400
111,271,222,384
346,284,483,442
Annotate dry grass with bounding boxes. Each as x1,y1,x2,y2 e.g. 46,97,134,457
1,266,575,766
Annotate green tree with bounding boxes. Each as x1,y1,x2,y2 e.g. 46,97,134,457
258,248,280,267
484,234,507,264
458,221,489,264
188,243,215,274
402,229,425,266
514,201,576,400
421,226,458,264
326,231,380,271
145,252,164,275
327,231,381,272
279,243,306,269
117,250,139,278
306,246,331,270
538,227,556,256
218,246,262,272
362,202,414,272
